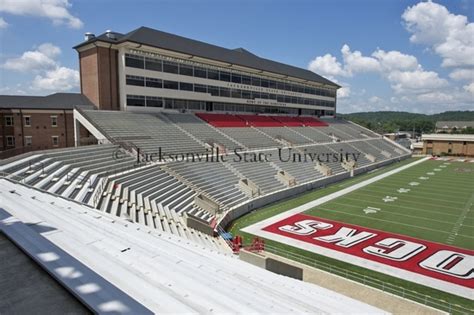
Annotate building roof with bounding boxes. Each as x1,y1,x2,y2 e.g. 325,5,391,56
74,27,339,88
0,93,94,110
0,179,382,314
422,134,474,141
435,121,474,129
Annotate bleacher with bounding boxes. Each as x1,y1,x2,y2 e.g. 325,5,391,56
1,110,410,249
1,179,383,314
83,110,206,155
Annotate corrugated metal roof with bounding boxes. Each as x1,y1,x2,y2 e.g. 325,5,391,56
0,93,94,109
74,27,339,88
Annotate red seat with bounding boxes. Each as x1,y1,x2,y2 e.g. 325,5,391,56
297,116,329,127
195,113,247,127
272,116,304,127
236,115,283,127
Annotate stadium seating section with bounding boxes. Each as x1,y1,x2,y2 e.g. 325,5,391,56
1,110,410,249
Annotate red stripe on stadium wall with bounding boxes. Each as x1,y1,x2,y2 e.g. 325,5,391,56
262,214,474,289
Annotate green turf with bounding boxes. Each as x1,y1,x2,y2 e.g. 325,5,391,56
305,159,474,249
228,157,474,312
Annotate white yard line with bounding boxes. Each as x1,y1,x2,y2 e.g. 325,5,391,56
243,156,431,233
446,192,474,245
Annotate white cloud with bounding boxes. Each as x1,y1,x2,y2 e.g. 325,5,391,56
0,17,8,28
402,1,474,67
2,43,60,72
0,0,83,29
449,68,474,81
371,49,419,72
369,96,382,103
341,44,380,75
464,82,474,94
3,43,79,92
32,66,79,91
337,85,351,98
308,53,349,78
387,69,448,94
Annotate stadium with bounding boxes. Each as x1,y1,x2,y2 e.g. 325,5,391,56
1,26,472,314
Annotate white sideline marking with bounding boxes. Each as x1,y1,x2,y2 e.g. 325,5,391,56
243,156,431,234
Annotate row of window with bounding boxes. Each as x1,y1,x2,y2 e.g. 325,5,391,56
126,75,336,108
125,54,337,98
4,135,59,147
4,116,58,127
125,95,333,116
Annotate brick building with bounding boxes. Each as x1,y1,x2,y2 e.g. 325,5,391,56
421,134,474,157
0,93,94,159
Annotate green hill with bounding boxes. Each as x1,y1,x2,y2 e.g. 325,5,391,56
339,111,474,133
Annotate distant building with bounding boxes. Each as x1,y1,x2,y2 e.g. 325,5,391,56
435,121,474,133
421,134,474,156
0,93,93,158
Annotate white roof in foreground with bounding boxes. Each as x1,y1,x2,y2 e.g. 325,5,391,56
0,179,384,314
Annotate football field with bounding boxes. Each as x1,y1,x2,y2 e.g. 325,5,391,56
233,157,474,308
304,158,474,250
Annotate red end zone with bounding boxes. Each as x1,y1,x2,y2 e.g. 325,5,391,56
262,214,474,291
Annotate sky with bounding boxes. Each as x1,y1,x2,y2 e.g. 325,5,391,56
0,0,473,114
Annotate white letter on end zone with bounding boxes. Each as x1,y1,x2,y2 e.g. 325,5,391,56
315,227,376,248
279,220,333,236
420,250,474,279
363,238,426,261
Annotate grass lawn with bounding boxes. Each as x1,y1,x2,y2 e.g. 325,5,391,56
228,157,474,313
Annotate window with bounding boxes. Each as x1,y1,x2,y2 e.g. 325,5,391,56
219,87,230,98
194,84,207,93
145,57,162,71
231,89,241,98
208,86,219,96
25,136,32,146
260,93,269,99
277,95,284,103
52,136,59,147
194,67,207,78
24,116,31,127
179,64,193,76
163,61,179,74
179,82,194,91
126,95,145,106
145,77,162,88
242,75,251,85
5,116,13,126
125,54,144,69
207,69,219,80
163,80,179,90
146,96,162,107
242,91,251,99
276,82,285,90
251,77,260,87
252,91,261,99
51,116,58,127
231,74,242,84
126,75,145,86
219,71,230,82
269,94,277,100
261,79,269,88
269,80,277,89
6,136,15,147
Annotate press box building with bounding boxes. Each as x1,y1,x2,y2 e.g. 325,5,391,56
74,27,339,116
